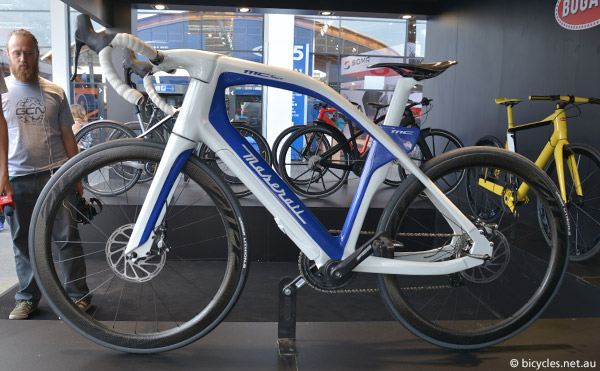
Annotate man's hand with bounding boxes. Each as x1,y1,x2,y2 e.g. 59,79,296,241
0,175,13,197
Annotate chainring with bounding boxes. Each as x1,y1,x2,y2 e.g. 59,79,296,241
299,253,356,291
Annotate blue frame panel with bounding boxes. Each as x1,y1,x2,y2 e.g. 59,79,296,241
205,71,420,259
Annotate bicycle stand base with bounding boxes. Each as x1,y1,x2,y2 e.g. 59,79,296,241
278,276,300,370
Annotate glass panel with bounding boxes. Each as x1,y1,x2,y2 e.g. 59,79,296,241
340,18,406,56
294,15,425,123
0,12,51,47
69,8,106,121
0,0,49,11
228,85,262,131
415,20,427,58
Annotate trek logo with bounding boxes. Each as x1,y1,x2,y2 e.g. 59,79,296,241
241,144,306,224
555,0,600,30
15,97,45,125
243,70,284,80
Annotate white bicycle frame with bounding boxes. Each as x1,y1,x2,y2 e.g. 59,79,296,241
101,38,491,275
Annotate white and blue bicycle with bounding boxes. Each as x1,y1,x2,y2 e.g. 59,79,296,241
30,14,569,354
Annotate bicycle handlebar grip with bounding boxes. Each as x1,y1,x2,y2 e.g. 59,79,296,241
99,33,163,106
75,14,163,106
529,95,560,101
143,74,176,116
100,48,145,105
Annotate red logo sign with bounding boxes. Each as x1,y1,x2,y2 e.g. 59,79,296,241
555,0,600,30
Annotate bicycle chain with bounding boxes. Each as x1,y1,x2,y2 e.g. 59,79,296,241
298,229,463,294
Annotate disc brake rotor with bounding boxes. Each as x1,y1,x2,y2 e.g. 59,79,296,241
461,230,510,284
105,223,166,283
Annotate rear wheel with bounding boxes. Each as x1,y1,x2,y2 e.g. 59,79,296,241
30,139,249,353
400,128,465,195
74,120,138,196
377,146,569,349
278,124,353,198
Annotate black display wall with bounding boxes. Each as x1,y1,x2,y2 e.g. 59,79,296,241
423,0,600,160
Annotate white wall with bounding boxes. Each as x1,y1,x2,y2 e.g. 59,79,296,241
50,0,70,98
263,14,294,146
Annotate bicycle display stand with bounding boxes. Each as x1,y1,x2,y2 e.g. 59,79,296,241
277,276,303,370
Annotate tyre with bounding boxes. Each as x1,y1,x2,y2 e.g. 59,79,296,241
75,120,136,150
538,143,600,262
198,125,272,198
383,158,403,186
278,124,353,198
400,128,465,195
30,139,249,353
466,135,504,220
376,146,569,349
272,125,307,170
75,120,139,196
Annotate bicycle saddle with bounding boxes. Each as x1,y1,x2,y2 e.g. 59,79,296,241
495,98,522,106
368,61,457,81
367,102,389,109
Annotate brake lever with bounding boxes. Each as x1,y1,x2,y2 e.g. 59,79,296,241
70,39,84,82
70,14,116,82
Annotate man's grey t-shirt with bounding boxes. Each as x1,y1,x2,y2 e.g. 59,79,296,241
2,76,74,177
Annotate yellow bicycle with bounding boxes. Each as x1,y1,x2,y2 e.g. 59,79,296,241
467,95,600,262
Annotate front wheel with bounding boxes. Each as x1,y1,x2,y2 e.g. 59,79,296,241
30,139,249,353
377,146,568,349
538,143,600,262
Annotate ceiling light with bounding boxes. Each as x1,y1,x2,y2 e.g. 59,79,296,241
152,4,167,10
320,11,333,16
401,15,413,19
237,7,251,13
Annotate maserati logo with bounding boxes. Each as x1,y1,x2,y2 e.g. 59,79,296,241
555,0,600,30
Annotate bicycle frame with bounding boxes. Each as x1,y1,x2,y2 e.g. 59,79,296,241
122,49,491,274
479,102,584,204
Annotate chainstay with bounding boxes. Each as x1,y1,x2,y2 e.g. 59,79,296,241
327,229,465,238
298,253,454,294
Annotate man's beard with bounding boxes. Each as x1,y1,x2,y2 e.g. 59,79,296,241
10,61,39,83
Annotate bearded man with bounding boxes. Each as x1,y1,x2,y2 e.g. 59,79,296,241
2,29,91,319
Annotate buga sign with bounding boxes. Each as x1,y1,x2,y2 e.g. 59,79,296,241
555,0,600,30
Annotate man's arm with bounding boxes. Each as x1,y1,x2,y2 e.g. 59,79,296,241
60,125,79,159
0,95,13,196
59,125,82,195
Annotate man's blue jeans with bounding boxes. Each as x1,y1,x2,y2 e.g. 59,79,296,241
8,170,90,306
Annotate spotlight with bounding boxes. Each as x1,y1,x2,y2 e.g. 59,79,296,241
401,15,413,19
320,11,334,16
152,4,168,10
237,7,251,13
